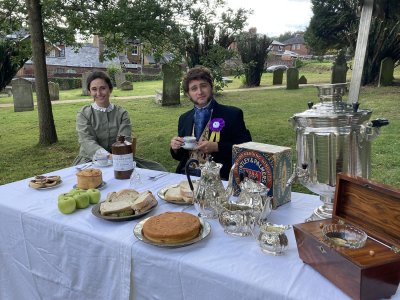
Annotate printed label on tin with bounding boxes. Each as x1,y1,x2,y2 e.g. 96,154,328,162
113,154,134,171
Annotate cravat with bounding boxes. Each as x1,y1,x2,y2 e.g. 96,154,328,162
194,108,210,141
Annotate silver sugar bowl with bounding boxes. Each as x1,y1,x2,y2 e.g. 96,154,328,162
218,203,256,237
257,223,292,255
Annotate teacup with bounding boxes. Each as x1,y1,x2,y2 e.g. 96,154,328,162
182,136,197,150
93,150,109,166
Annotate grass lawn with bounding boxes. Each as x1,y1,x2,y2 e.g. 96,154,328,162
1,63,399,191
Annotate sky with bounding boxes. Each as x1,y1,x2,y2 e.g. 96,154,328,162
224,0,313,37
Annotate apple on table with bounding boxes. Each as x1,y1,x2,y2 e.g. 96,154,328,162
58,193,77,214
73,192,90,209
86,189,101,204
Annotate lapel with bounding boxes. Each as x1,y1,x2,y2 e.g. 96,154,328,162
183,109,195,136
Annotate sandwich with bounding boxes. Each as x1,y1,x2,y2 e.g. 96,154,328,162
100,189,157,216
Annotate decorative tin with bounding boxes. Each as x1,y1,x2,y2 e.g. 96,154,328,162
232,142,292,208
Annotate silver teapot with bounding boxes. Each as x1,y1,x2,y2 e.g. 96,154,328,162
186,156,226,219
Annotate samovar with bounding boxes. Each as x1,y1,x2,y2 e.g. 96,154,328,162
287,83,388,221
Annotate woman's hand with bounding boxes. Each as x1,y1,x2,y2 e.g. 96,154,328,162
170,136,184,151
196,141,218,154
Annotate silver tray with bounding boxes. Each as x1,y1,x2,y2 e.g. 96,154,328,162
157,182,196,205
73,181,107,190
29,180,62,190
91,201,158,222
134,217,211,248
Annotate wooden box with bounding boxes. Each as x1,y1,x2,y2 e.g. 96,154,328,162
293,173,400,300
231,142,292,208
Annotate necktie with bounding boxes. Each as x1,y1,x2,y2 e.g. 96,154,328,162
194,108,210,141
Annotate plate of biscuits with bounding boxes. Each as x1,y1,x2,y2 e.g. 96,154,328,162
29,175,62,189
157,180,198,205
133,211,211,248
92,188,158,222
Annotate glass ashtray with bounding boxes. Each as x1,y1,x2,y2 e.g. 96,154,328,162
322,224,367,249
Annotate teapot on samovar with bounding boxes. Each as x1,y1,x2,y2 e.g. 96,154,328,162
286,83,389,222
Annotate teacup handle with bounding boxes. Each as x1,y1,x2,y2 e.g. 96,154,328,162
185,158,199,191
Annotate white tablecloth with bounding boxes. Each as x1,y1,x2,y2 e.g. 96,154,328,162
0,165,399,300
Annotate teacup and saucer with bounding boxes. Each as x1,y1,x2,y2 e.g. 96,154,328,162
181,136,197,150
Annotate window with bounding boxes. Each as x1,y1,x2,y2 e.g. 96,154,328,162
131,45,139,55
291,45,295,51
56,68,64,74
59,47,65,57
296,44,301,50
48,49,56,57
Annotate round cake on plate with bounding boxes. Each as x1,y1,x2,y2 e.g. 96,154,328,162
142,212,201,244
76,168,103,189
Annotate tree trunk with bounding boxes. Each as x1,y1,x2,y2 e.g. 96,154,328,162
25,0,58,144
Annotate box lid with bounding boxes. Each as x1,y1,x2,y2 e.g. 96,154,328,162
233,142,291,153
333,173,400,251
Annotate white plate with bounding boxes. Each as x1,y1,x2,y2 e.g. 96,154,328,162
157,181,197,205
181,145,196,150
134,217,211,248
93,160,113,167
73,181,107,190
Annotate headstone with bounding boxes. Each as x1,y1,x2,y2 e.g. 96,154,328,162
331,50,348,84
48,81,60,101
160,63,181,106
378,57,394,87
222,77,233,84
120,81,133,90
115,71,127,89
298,75,307,84
286,68,299,90
272,69,284,85
12,78,34,112
155,90,163,104
81,71,92,96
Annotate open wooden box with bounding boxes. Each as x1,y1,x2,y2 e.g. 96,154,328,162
293,173,400,300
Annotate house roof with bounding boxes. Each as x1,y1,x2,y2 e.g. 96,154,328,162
271,40,285,46
26,44,120,68
282,34,305,45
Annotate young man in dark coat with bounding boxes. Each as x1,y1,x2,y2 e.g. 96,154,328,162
170,66,252,180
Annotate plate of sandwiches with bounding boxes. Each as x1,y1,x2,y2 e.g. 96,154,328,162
92,189,158,222
157,180,198,205
133,211,211,248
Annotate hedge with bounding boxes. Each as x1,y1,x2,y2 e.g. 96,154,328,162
50,77,81,90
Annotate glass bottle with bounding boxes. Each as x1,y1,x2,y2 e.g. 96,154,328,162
112,135,134,179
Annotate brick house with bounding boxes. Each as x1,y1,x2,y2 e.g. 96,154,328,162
282,33,310,56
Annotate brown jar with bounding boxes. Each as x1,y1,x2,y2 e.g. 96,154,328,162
112,135,134,179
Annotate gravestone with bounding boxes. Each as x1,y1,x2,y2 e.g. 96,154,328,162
81,71,91,96
48,81,60,101
115,71,127,89
159,63,181,106
378,57,394,87
298,75,307,84
272,69,284,85
120,81,133,90
12,78,34,112
331,50,348,84
286,68,299,90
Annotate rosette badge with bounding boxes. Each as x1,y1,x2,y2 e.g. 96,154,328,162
209,118,225,142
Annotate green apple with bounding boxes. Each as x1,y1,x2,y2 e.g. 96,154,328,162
58,195,76,214
69,188,84,196
86,189,101,204
58,192,73,202
74,192,90,209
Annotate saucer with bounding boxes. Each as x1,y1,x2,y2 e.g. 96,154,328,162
93,160,113,167
182,144,196,150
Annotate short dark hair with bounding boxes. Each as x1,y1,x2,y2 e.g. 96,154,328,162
182,66,214,94
86,71,113,92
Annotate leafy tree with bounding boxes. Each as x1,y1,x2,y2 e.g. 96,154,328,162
305,0,400,84
236,30,271,87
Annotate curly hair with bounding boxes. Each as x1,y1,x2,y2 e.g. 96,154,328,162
86,71,113,92
181,66,214,94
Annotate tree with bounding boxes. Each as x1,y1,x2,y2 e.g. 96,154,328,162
26,0,57,144
236,29,271,87
305,0,400,84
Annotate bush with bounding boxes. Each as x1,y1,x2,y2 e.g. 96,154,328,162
125,72,162,82
50,77,81,90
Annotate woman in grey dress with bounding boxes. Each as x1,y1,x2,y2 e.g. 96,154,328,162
73,71,165,171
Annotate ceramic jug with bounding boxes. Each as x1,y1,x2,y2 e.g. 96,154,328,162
186,156,226,219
